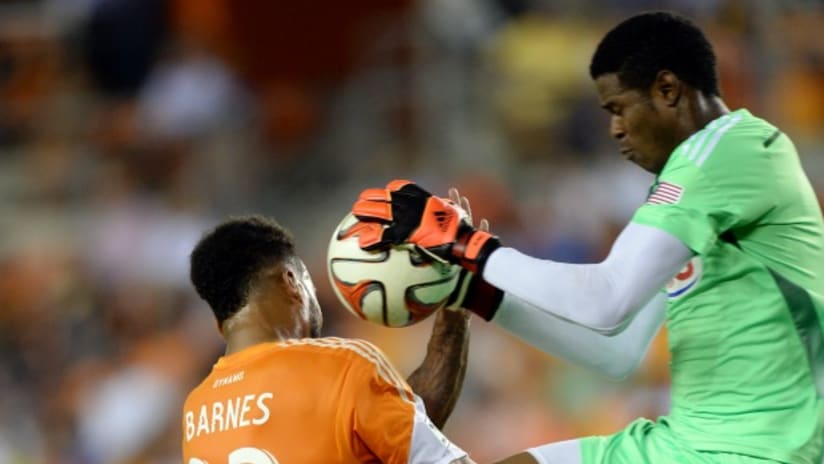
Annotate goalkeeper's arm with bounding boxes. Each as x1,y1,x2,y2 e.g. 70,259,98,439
351,180,690,332
483,222,691,334
351,180,691,377
495,292,667,380
477,222,687,379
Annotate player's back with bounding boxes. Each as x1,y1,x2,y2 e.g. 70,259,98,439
182,337,424,464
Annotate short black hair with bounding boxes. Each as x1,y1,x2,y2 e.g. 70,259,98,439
590,11,720,96
190,215,296,325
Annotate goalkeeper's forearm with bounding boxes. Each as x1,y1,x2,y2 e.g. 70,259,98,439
482,222,691,333
493,292,666,379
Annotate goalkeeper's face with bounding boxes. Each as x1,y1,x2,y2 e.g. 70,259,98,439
595,73,682,174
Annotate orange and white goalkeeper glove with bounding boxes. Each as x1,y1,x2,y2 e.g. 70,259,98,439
352,179,501,274
352,180,503,320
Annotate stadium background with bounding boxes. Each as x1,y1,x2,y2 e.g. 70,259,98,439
1,0,823,462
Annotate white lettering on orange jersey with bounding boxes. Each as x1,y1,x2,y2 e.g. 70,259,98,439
213,371,245,388
185,392,273,441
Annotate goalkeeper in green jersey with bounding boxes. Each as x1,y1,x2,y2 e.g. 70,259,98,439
350,11,824,464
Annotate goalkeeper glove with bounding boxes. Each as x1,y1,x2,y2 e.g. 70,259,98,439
352,179,501,275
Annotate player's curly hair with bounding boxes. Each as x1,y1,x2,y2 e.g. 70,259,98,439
190,215,296,325
590,11,720,96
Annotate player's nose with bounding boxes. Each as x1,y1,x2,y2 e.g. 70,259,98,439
610,116,626,140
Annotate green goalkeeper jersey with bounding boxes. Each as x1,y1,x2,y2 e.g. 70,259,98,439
632,109,824,463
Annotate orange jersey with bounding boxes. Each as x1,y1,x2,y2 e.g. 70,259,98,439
182,337,467,464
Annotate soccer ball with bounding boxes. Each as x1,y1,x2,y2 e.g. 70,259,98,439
327,213,461,327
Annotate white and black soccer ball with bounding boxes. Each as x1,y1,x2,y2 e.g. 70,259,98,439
327,213,461,327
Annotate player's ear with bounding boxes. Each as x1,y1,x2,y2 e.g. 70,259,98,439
279,264,305,306
653,70,682,107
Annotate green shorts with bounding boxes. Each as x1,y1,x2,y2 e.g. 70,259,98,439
579,418,782,464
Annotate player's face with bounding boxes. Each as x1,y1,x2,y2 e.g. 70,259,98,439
595,73,678,174
295,260,323,338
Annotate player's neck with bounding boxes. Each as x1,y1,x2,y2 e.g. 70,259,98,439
222,306,305,355
690,94,730,133
222,329,288,355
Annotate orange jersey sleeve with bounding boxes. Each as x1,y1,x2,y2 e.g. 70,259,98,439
181,337,466,464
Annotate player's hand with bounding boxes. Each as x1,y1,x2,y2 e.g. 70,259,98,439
443,188,503,321
352,180,501,274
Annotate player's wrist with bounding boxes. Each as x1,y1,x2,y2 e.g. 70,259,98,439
446,269,503,321
460,273,503,321
451,226,501,275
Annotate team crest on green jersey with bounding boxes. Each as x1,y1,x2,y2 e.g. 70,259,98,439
666,256,703,298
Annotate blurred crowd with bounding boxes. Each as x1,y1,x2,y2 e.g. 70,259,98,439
1,0,824,462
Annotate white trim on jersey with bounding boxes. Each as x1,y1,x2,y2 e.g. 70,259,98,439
527,439,582,464
408,396,469,464
684,115,726,162
695,113,743,166
678,111,745,167
345,338,415,403
280,337,414,403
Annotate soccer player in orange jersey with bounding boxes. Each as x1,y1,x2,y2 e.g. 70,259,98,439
183,215,476,464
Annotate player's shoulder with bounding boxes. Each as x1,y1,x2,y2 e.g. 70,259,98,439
663,109,779,176
282,337,392,366
668,110,745,169
288,337,409,393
